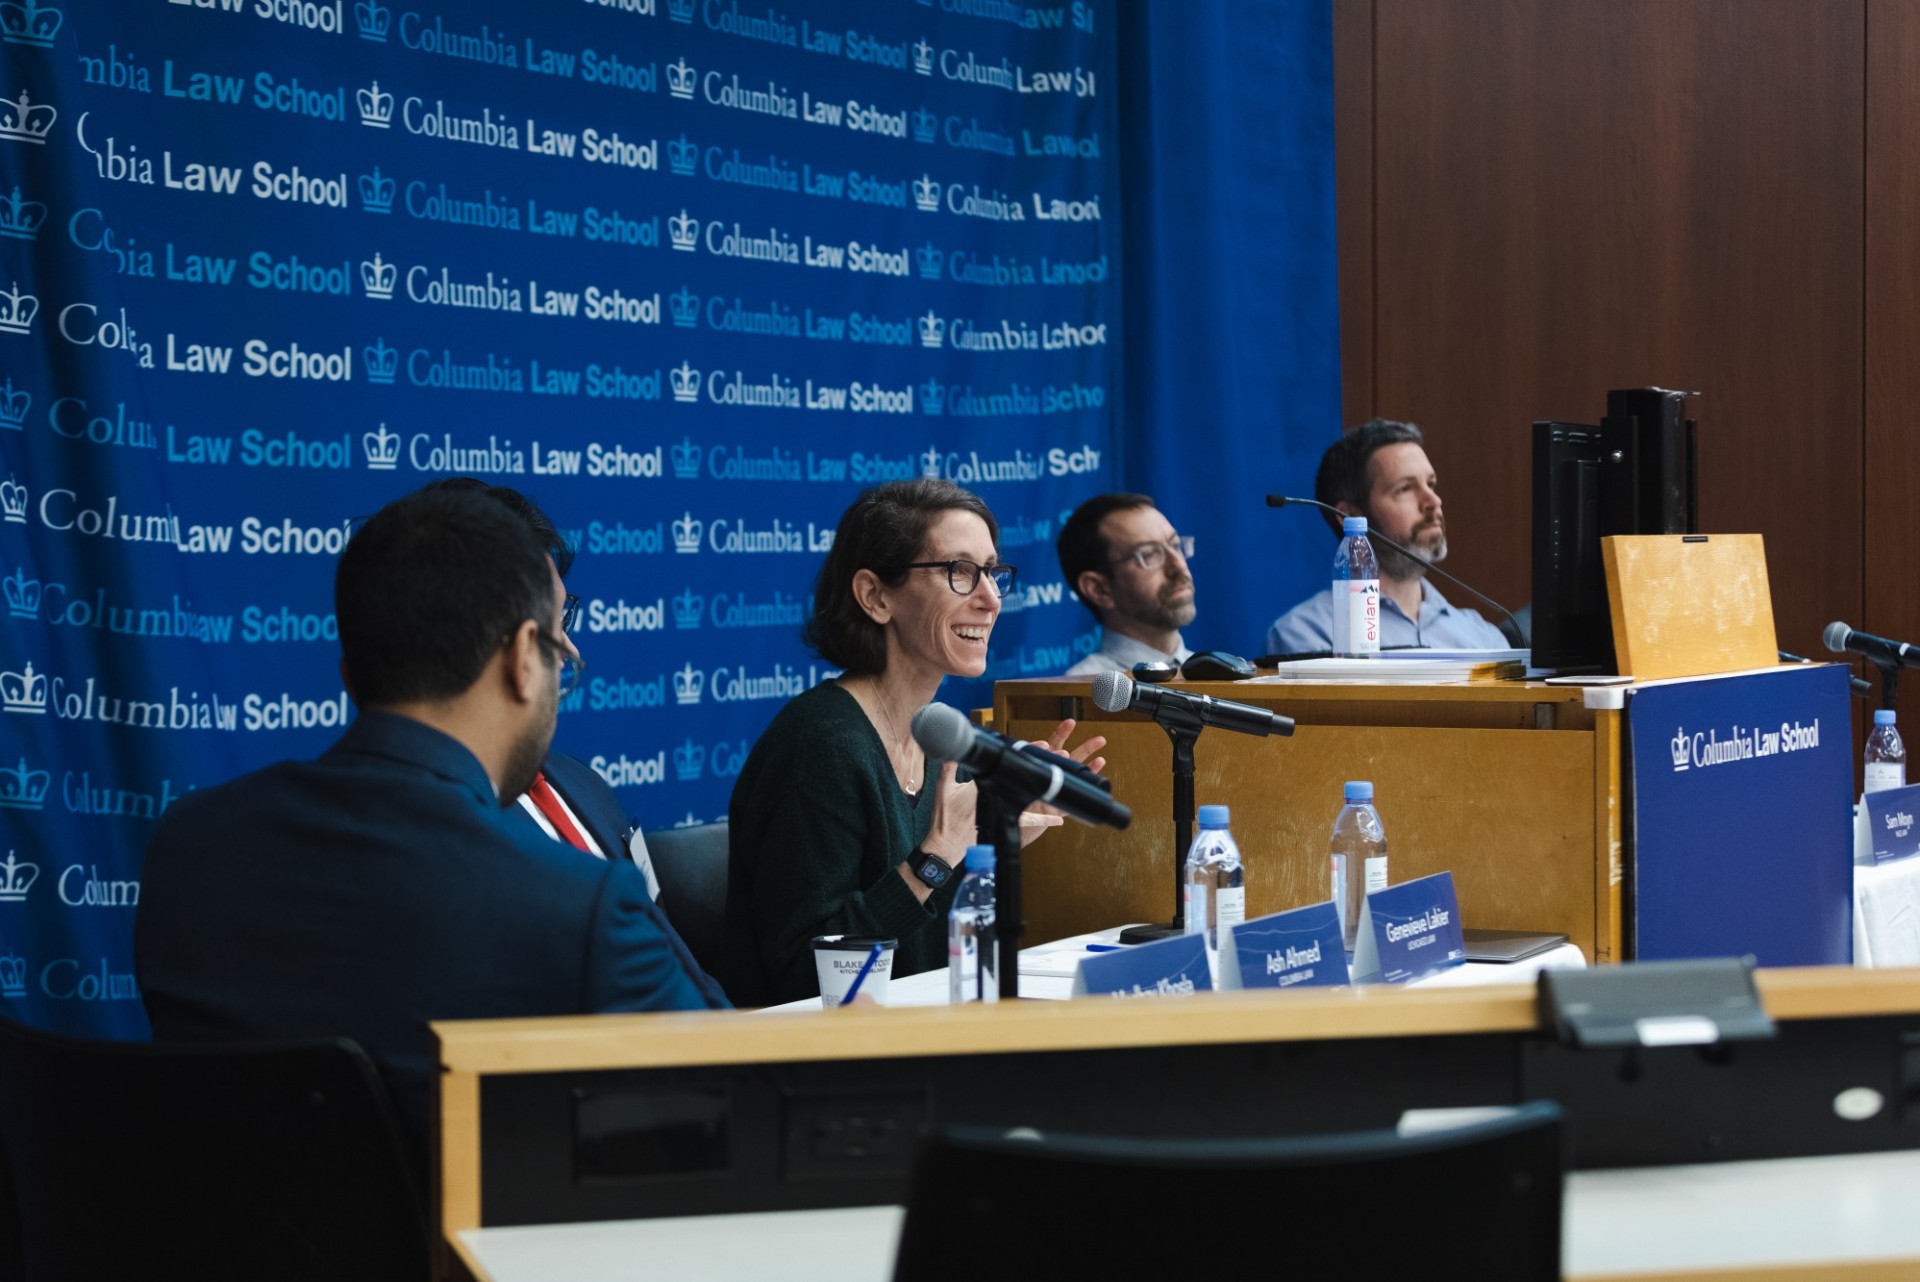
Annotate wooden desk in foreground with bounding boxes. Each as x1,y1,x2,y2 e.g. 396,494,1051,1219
991,677,1623,960
437,967,1920,1279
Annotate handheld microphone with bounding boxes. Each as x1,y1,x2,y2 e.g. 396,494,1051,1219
910,703,1131,830
1823,622,1920,672
1265,493,1525,644
1090,671,1295,738
1779,650,1873,699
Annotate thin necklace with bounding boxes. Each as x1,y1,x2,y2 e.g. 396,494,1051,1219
862,682,921,796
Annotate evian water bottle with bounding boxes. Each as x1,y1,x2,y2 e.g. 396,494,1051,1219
1332,516,1380,657
1330,781,1388,953
1865,709,1907,795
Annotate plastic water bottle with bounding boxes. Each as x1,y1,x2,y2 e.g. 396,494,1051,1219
1332,516,1381,657
1183,804,1246,955
1330,781,1388,953
948,844,998,1004
1865,710,1907,795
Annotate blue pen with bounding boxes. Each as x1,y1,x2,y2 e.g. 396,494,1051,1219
839,942,885,1006
1085,943,1125,953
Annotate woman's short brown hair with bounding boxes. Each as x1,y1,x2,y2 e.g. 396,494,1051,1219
804,478,999,676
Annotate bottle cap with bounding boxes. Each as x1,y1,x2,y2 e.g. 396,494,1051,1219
965,843,996,872
1875,709,1897,727
1341,516,1368,536
1197,804,1231,827
1344,780,1374,803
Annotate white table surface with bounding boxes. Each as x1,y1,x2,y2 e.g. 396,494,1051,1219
765,925,1587,1011
460,1149,1920,1282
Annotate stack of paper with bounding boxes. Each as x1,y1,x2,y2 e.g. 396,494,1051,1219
1255,649,1528,683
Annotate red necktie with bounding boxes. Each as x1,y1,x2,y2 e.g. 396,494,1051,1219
526,772,592,853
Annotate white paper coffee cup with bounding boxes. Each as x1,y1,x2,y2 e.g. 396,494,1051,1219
811,935,897,1008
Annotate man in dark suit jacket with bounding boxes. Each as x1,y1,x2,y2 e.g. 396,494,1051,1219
135,488,727,1166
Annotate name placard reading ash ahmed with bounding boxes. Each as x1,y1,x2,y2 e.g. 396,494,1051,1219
1351,872,1466,985
1074,931,1213,998
1218,902,1348,989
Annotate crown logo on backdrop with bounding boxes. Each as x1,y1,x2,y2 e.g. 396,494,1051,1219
670,361,699,403
363,338,397,384
355,0,389,41
0,186,46,239
672,662,705,705
357,80,393,128
0,474,26,522
912,106,937,144
918,310,945,349
913,38,934,75
668,286,698,328
362,424,400,469
0,0,61,48
3,566,40,617
0,950,25,996
0,377,28,429
916,242,942,281
0,88,55,143
667,133,696,176
0,760,48,812
667,58,695,99
919,379,945,416
672,588,702,630
360,253,396,299
673,737,706,781
920,446,943,477
671,512,703,553
671,812,702,829
670,436,700,478
0,280,37,333
913,174,940,213
669,209,697,252
667,0,694,23
358,165,394,213
1670,728,1691,772
1,661,47,713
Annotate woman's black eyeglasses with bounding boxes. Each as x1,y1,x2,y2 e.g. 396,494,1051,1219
902,559,1018,597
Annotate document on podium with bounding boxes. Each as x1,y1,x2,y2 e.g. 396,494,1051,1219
1255,650,1526,683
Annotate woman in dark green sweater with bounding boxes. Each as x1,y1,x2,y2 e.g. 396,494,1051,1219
724,479,1102,1006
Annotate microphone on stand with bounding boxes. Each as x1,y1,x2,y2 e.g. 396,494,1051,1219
1823,622,1920,672
1090,672,1294,738
1265,493,1526,645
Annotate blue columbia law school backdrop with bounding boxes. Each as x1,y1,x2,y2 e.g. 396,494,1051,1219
0,0,1337,1037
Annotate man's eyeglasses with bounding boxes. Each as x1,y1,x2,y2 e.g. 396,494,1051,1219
902,559,1018,597
1111,536,1193,573
533,630,586,696
562,594,581,634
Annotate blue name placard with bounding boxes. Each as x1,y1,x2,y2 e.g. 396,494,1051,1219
1351,872,1466,985
1864,784,1920,865
1073,932,1213,999
1218,902,1348,989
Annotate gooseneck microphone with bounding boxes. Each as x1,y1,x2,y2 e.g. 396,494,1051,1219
910,703,1131,830
1090,671,1295,738
1265,493,1525,644
1823,621,1920,672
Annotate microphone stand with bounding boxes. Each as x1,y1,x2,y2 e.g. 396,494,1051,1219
973,780,1030,999
1118,707,1206,946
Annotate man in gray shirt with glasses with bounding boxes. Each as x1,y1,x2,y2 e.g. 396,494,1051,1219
1057,493,1197,678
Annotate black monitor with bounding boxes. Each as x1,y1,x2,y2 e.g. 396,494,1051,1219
1529,388,1698,672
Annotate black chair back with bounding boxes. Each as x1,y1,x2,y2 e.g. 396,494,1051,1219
893,1102,1565,1280
0,1017,428,1282
645,818,731,984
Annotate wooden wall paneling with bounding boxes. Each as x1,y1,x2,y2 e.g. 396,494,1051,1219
1865,0,1920,735
1360,0,1865,667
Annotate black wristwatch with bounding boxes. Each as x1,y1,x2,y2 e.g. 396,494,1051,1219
909,849,954,890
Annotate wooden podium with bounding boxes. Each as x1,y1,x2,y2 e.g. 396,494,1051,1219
992,677,1625,962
